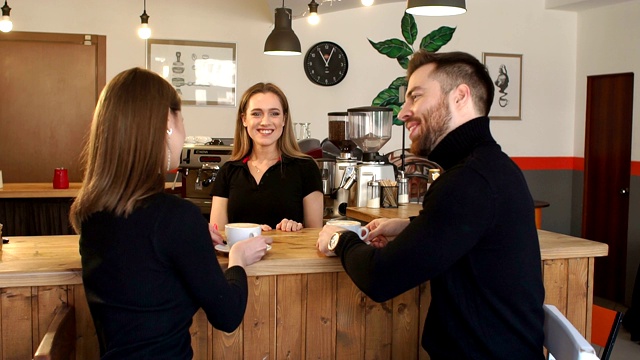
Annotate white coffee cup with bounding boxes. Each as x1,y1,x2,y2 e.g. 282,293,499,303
326,219,370,240
225,223,261,248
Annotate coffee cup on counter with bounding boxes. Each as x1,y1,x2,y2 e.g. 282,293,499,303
225,223,261,248
326,219,370,241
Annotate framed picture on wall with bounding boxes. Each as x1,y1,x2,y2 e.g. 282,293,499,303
482,53,522,120
147,39,236,106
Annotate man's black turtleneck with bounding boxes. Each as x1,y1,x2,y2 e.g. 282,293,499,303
334,116,545,359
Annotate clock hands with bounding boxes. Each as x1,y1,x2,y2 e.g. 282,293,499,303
318,48,329,67
326,48,335,67
318,47,335,67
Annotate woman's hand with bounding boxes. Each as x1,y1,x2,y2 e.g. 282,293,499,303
228,235,273,268
208,223,224,245
276,218,303,232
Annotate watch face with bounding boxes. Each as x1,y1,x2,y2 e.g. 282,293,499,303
304,42,348,86
328,232,340,251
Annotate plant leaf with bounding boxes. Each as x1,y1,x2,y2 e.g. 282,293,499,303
401,13,417,46
368,38,413,59
372,88,400,107
388,76,408,90
389,105,405,126
419,26,456,52
397,57,409,69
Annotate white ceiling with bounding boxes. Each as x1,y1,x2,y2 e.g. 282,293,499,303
265,0,403,19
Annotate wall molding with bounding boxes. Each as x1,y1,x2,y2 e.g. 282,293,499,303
511,157,640,176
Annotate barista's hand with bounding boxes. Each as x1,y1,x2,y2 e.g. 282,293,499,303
228,236,273,268
260,224,273,232
208,223,224,246
276,218,303,232
366,218,410,248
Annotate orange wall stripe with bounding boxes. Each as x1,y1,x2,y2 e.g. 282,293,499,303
511,157,640,175
511,157,581,171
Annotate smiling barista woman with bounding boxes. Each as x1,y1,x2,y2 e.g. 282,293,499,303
209,82,323,234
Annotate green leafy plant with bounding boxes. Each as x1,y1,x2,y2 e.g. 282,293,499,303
368,13,456,125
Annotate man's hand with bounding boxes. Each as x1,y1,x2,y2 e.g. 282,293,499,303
316,225,346,256
366,218,410,248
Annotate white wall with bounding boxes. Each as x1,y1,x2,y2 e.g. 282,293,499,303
575,0,640,305
8,0,577,157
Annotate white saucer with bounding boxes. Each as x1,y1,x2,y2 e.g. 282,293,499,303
215,244,271,253
215,244,230,253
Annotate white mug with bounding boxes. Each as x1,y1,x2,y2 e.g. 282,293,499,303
326,219,370,240
225,223,261,248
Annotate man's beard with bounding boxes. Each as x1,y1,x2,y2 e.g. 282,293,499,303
410,96,452,157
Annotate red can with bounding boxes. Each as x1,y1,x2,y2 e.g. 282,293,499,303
53,168,69,189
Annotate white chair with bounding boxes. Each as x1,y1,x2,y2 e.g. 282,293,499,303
543,304,599,360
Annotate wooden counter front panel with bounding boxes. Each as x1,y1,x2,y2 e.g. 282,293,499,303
0,285,99,360
190,273,428,360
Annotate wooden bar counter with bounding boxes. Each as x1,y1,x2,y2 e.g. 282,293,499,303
0,228,607,359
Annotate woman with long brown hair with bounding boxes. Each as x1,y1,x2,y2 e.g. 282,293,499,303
71,68,271,359
209,82,323,232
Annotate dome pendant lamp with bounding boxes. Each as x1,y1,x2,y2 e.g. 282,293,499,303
264,1,301,56
406,0,467,16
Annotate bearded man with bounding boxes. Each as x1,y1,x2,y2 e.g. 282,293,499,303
317,51,545,359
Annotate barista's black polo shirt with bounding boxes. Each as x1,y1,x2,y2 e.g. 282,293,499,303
210,156,322,228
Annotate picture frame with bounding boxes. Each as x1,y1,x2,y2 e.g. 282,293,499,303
482,53,522,120
147,39,237,106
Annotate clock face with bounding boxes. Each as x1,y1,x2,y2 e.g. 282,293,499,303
304,42,348,86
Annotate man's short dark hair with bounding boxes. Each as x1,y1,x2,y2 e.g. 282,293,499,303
407,51,494,116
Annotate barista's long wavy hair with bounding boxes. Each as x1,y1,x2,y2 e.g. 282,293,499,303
70,68,181,233
231,82,309,161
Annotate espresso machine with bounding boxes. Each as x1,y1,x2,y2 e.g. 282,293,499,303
178,141,233,214
320,112,358,217
347,106,395,207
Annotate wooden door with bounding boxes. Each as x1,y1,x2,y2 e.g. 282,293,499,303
582,73,634,303
0,32,106,183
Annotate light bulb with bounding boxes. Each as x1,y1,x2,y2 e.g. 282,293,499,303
138,23,151,39
0,15,12,32
307,12,319,25
361,0,374,6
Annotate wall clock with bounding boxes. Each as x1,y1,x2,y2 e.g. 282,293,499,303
304,41,349,86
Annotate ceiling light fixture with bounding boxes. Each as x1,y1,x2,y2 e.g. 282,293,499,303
406,0,466,16
0,0,13,33
264,1,301,56
137,0,151,39
307,0,320,25
361,0,375,6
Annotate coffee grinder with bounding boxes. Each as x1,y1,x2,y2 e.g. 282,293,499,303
325,112,358,217
347,106,395,207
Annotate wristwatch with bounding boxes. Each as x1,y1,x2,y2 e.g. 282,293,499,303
328,232,343,252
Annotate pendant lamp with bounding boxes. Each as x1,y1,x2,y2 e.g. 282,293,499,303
138,0,151,39
406,0,466,16
307,0,320,25
0,0,13,33
264,2,301,56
